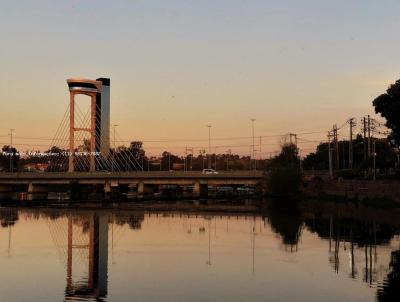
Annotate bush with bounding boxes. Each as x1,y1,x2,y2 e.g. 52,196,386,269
266,143,303,197
268,165,302,196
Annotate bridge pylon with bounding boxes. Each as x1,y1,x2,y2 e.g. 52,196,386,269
67,78,110,172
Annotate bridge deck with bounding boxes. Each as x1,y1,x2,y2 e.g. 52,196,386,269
0,171,264,186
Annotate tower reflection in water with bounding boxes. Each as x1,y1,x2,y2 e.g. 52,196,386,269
62,213,109,302
2,206,399,302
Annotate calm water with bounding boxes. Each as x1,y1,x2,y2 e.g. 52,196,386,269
0,203,399,302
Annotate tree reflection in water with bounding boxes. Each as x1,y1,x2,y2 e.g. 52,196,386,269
0,208,18,227
377,250,400,302
1,203,400,301
266,199,303,251
264,199,400,301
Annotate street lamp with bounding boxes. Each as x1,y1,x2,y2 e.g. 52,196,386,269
206,125,212,169
250,119,256,170
373,140,376,181
9,129,15,172
214,147,218,170
226,149,231,170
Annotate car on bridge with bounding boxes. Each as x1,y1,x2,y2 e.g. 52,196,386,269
202,169,219,174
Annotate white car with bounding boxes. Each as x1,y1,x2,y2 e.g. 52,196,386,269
202,169,219,174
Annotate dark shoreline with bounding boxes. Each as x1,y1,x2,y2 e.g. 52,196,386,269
2,197,400,226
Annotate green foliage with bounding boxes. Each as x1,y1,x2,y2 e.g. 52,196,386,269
302,135,398,175
0,145,19,172
373,79,400,147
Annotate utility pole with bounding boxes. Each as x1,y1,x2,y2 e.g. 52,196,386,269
367,115,371,159
333,125,339,170
372,139,376,181
9,129,15,172
362,117,367,178
258,136,262,170
250,118,256,170
206,125,212,169
214,147,218,170
348,118,355,169
288,133,296,146
328,131,333,179
187,148,193,171
226,149,231,171
299,149,303,171
342,140,346,169
249,145,252,170
184,147,187,172
363,117,367,161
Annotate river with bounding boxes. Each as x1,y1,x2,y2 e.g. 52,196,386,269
0,200,399,302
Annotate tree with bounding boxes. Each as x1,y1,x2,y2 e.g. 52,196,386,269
128,141,145,159
377,250,400,302
266,143,302,196
45,146,68,171
373,79,400,147
0,145,20,172
302,135,398,175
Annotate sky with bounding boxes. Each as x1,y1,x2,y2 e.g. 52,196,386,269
1,0,400,156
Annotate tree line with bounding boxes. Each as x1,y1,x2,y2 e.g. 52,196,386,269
0,141,268,172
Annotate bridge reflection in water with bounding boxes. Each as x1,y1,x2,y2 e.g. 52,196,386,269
1,205,400,302
49,212,109,301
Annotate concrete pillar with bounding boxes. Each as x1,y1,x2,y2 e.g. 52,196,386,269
138,182,144,195
104,181,112,194
0,185,13,200
193,181,207,197
27,183,48,200
70,181,81,200
138,182,154,196
103,181,112,200
69,92,75,172
160,185,181,199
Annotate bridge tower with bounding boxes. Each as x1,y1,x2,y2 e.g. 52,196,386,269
67,78,110,172
66,213,109,300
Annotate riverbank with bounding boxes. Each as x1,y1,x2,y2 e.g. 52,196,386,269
303,178,400,205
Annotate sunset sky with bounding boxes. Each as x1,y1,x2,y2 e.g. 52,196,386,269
1,1,400,155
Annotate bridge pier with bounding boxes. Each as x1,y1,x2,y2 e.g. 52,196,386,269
193,181,208,197
103,181,112,199
70,181,81,200
104,181,112,193
159,185,182,199
0,185,13,200
0,171,264,201
138,182,155,197
27,183,48,201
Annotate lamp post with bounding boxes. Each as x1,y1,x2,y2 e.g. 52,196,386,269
214,147,218,170
226,149,231,171
206,125,212,169
373,140,376,181
250,119,256,170
9,129,15,172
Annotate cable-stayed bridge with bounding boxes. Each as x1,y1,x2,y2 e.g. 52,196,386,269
0,171,264,200
0,77,267,201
